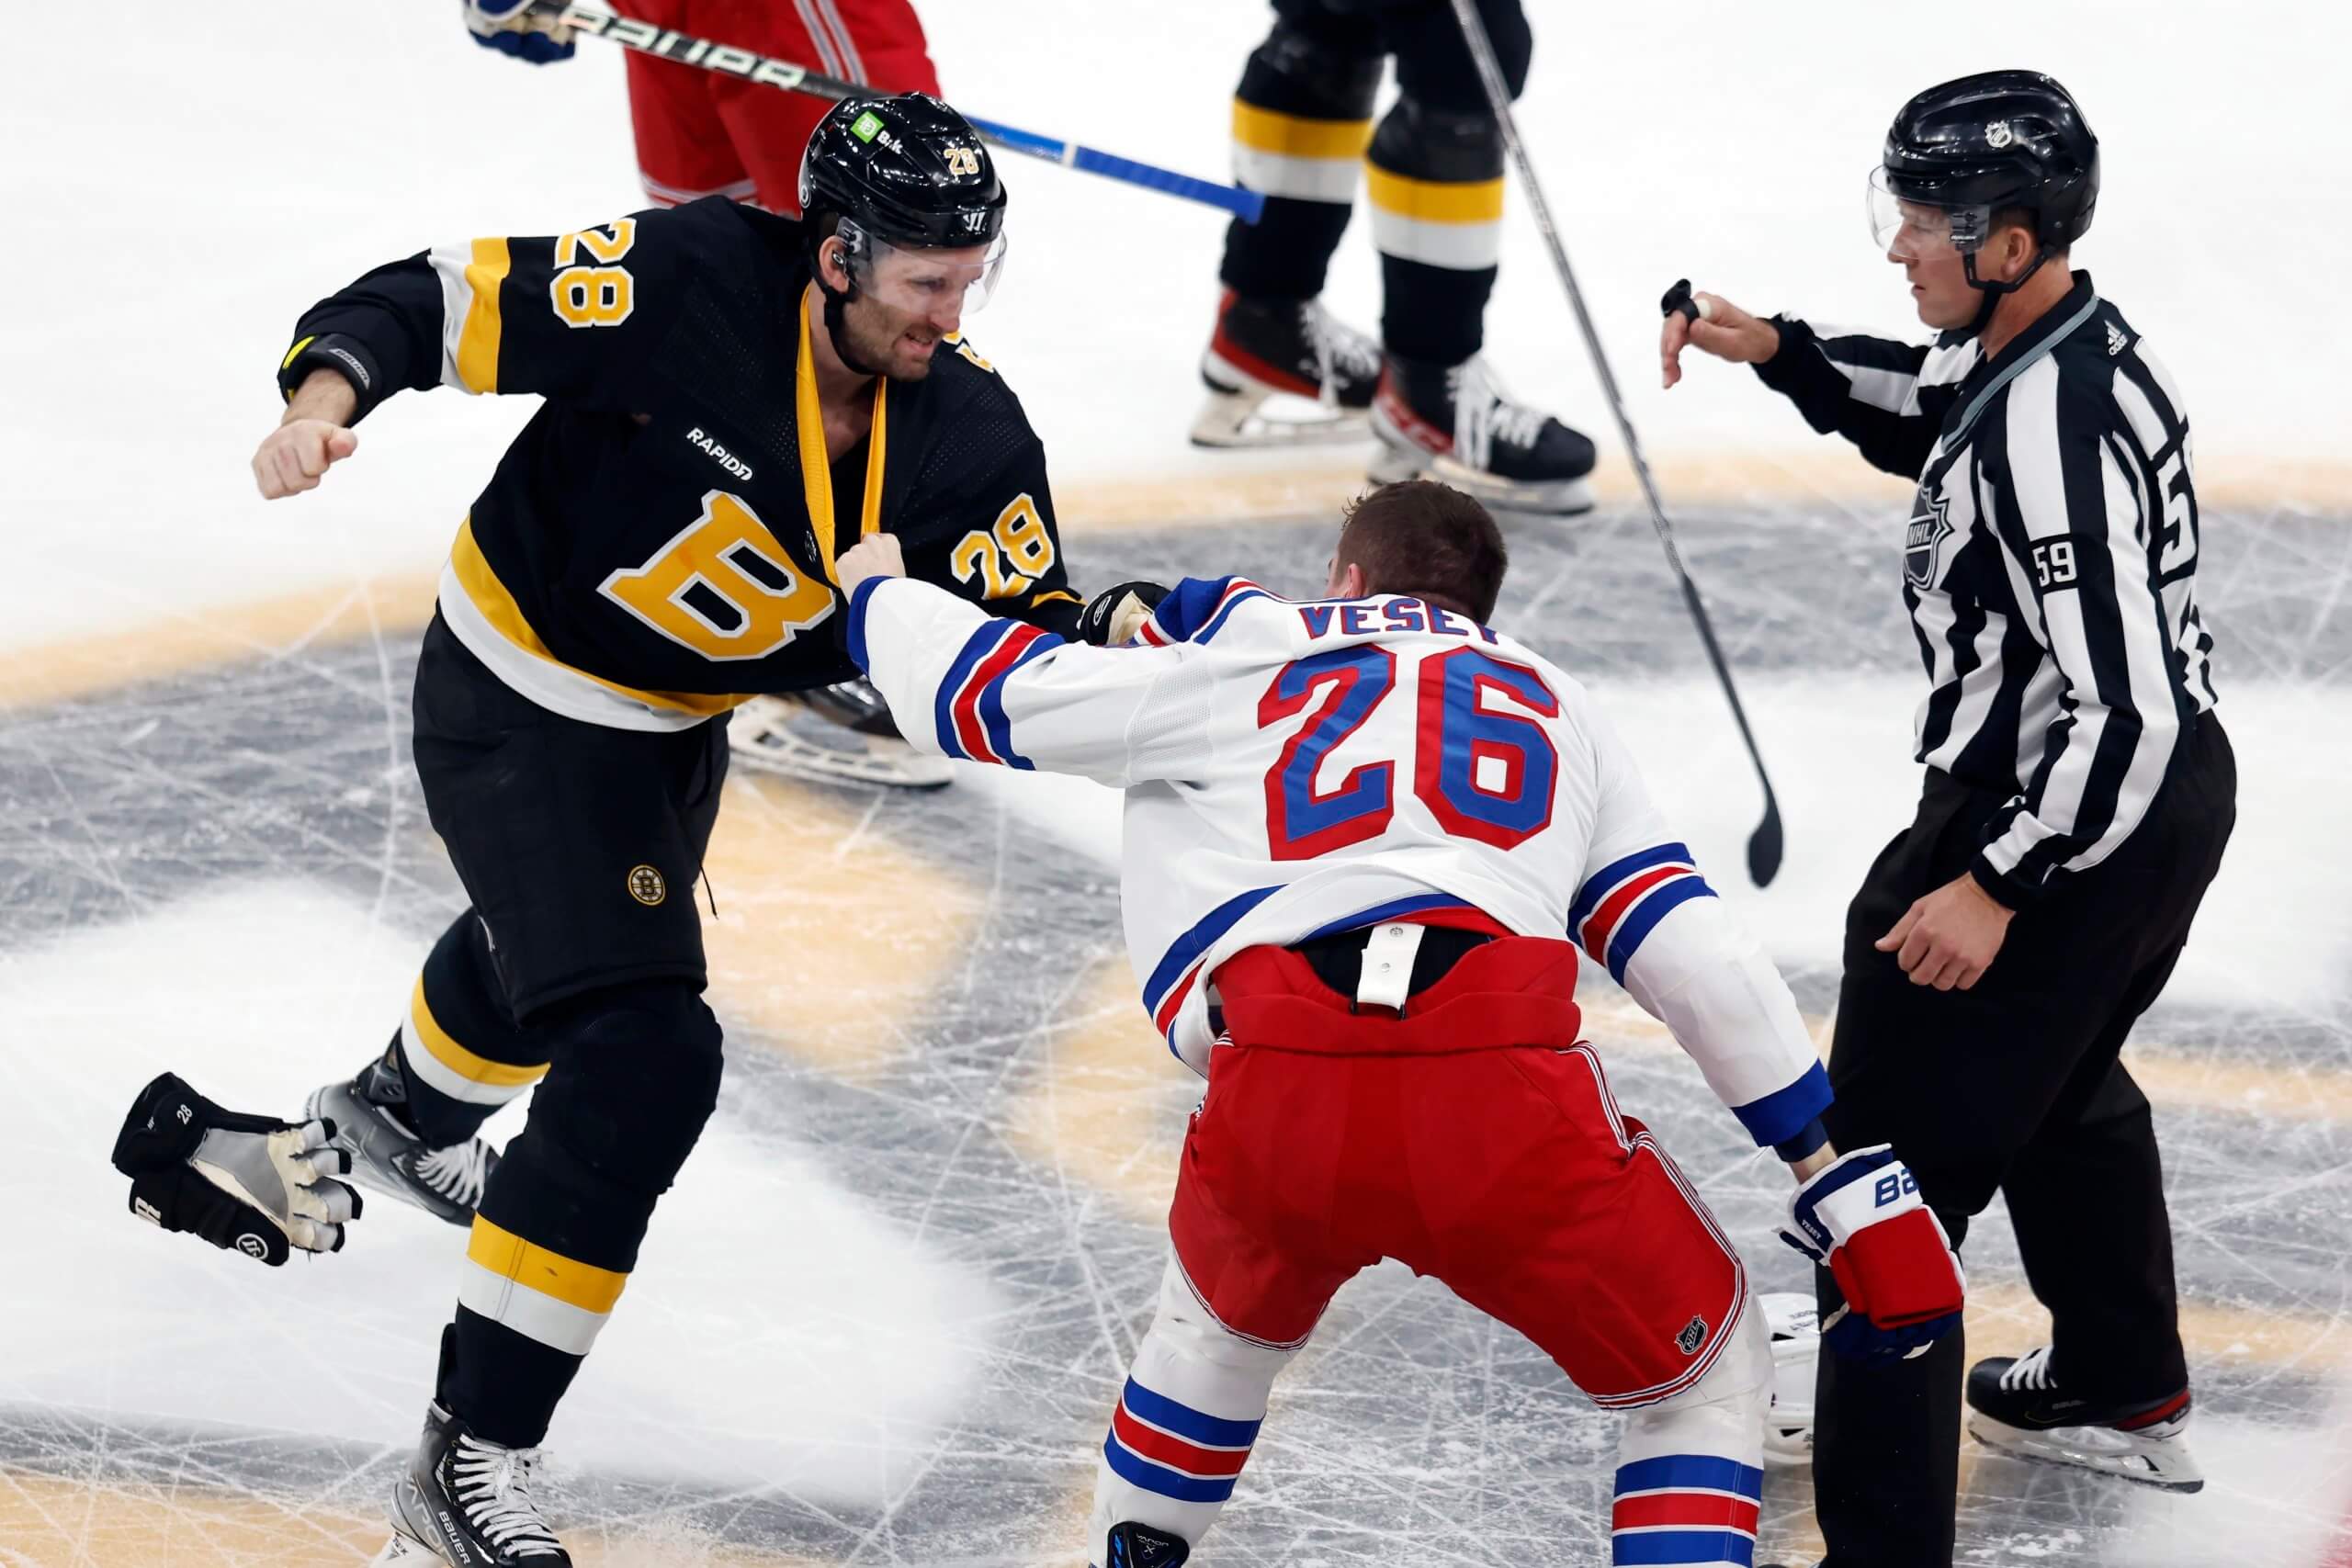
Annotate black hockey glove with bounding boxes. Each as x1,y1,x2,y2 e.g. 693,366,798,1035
1078,581,1170,647
111,1072,363,1266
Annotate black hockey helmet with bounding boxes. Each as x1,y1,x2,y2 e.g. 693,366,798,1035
1869,71,2097,330
798,93,1006,252
1877,70,2099,250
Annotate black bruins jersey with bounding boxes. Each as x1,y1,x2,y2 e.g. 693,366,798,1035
277,197,1080,731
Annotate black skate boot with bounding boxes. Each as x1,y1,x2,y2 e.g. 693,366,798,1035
308,1045,498,1227
1104,1519,1189,1568
1193,288,1380,448
372,1402,570,1566
1370,353,1597,517
1966,1346,2203,1492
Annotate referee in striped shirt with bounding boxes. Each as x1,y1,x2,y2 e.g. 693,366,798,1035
1661,73,2235,1566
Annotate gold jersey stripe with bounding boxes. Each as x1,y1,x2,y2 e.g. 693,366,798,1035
795,288,891,583
1231,101,1373,161
466,1214,629,1314
409,976,548,1089
1365,165,1506,224
448,517,746,718
454,237,511,394
278,334,315,378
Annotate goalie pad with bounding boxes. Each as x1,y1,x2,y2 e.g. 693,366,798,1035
112,1072,362,1265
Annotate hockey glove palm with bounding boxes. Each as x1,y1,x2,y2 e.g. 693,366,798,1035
464,0,576,63
1078,581,1170,647
1780,1145,1963,1362
112,1073,362,1266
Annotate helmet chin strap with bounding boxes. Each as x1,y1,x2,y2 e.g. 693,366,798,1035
1962,243,2056,336
811,235,882,380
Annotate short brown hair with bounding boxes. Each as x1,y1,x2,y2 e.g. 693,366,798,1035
1335,479,1509,623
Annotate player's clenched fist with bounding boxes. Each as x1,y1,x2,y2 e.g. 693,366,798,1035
253,419,358,498
835,533,908,592
1659,287,1781,389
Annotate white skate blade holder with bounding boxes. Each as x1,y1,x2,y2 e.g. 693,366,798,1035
728,697,954,791
1967,1412,2207,1494
1193,348,1373,450
1191,388,1372,450
370,1528,439,1568
1367,443,1596,520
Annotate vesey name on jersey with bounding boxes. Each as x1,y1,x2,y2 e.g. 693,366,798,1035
685,427,753,481
1297,601,1499,643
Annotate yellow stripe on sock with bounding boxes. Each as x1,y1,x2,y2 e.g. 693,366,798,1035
466,1215,628,1315
454,237,510,394
1365,164,1506,224
1231,100,1372,161
409,976,548,1089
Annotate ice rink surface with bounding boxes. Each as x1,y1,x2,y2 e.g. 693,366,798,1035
4,3,2349,1565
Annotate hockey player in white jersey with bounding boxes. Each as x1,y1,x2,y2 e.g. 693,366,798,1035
839,480,1967,1568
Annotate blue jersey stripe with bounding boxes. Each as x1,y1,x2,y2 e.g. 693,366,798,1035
1120,1378,1263,1448
1603,875,1715,983
1102,1433,1239,1504
1611,1528,1755,1566
1193,588,1269,645
1731,1061,1834,1147
1148,576,1240,642
845,576,887,673
1141,887,1280,1014
1612,1454,1764,1497
1297,893,1480,943
931,620,1016,761
977,633,1062,771
1569,841,1697,932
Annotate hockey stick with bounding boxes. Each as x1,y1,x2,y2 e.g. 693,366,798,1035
1444,0,1784,887
545,5,1266,222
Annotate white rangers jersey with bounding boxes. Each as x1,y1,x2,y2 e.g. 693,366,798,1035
851,573,1830,1148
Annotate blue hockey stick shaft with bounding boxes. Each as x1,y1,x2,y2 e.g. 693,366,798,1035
962,117,1264,223
551,6,1263,222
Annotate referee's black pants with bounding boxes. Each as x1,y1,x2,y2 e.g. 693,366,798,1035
1812,716,2235,1567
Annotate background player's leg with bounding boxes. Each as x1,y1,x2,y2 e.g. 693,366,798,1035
625,0,759,209
313,910,548,1225
1362,0,1595,513
1196,0,1386,445
704,0,941,214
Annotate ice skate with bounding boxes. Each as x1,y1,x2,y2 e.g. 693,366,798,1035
728,680,954,790
1369,353,1597,517
371,1402,571,1566
1103,1519,1189,1568
1193,288,1380,448
309,1049,498,1228
1759,1291,1819,1467
1965,1346,2205,1493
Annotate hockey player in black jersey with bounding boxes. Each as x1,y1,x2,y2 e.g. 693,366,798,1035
1193,0,1596,518
1662,72,2233,1567
253,94,1083,1568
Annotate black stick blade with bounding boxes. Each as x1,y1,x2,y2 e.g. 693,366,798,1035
1747,795,1784,887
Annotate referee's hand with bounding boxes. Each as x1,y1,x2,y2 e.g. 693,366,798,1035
1877,874,2014,991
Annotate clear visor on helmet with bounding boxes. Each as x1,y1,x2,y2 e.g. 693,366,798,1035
837,217,1008,315
1867,165,1993,255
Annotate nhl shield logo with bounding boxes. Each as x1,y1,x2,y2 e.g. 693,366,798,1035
1985,119,2014,149
1905,489,1956,590
1677,1314,1709,1356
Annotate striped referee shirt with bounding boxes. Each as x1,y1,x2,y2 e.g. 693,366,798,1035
1754,270,2218,906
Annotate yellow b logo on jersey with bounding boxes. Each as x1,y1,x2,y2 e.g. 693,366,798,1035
599,491,836,660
